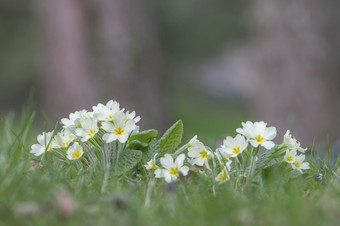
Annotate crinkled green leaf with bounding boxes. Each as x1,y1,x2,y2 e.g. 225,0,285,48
159,120,183,154
126,140,148,151
143,139,160,163
116,149,142,176
255,147,279,175
129,129,158,143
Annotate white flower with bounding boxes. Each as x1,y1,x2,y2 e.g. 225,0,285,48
101,112,136,143
187,141,212,168
54,129,75,148
236,121,277,150
66,142,84,160
215,168,230,183
144,154,159,170
30,131,55,156
291,154,310,173
214,149,232,168
283,130,307,153
92,100,121,122
61,110,93,132
284,149,297,164
125,111,141,124
216,148,232,160
75,118,98,142
188,135,198,147
154,154,189,183
219,134,248,158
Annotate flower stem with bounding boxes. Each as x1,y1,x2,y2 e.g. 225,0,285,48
101,142,111,193
247,146,258,186
101,162,110,193
114,142,121,173
174,144,189,155
144,177,155,207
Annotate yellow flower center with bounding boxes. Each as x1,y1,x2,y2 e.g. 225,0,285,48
218,171,229,181
294,162,301,168
114,126,125,135
286,156,293,162
72,150,82,159
199,150,209,159
45,147,53,152
109,115,113,120
148,161,159,169
87,129,96,137
75,124,82,129
224,154,231,160
254,134,264,143
232,146,241,154
62,141,68,147
169,167,179,175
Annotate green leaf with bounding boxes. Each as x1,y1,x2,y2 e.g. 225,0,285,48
255,147,279,175
116,149,143,176
159,120,183,154
126,140,148,151
143,139,160,163
129,129,158,143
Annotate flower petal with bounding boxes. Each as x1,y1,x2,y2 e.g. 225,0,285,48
180,166,189,176
160,154,174,170
175,153,186,167
261,141,275,150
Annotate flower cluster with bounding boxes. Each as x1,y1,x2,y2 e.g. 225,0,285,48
30,103,310,190
145,121,310,185
283,130,309,173
30,100,140,161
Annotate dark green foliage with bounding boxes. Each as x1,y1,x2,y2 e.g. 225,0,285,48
116,149,143,176
142,139,161,164
159,120,183,154
129,129,158,144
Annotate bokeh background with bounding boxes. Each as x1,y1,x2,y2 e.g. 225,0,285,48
1,0,340,148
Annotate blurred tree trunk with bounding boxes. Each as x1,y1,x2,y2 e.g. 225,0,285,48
37,0,96,120
36,0,170,130
94,0,170,130
250,0,340,145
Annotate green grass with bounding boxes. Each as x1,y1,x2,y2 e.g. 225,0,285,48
0,108,340,226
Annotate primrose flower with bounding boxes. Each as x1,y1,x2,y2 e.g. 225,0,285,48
219,134,248,158
187,141,212,168
155,154,189,183
144,154,159,170
214,150,231,168
283,130,307,153
92,100,121,122
30,131,55,156
236,121,276,150
188,135,198,147
101,111,137,143
61,110,93,132
75,118,99,142
215,168,230,183
216,148,232,161
291,154,310,173
284,149,297,164
66,142,84,160
54,129,75,148
125,111,141,124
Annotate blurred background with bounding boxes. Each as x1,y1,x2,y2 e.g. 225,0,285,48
1,0,340,148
